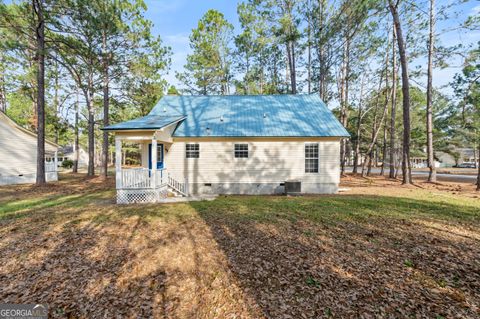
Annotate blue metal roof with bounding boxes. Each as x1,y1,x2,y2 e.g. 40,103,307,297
102,114,185,131
103,94,349,137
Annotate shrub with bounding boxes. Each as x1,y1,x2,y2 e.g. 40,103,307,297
62,159,74,169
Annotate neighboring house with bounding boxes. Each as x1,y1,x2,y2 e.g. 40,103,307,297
410,157,441,168
54,145,89,168
103,95,349,204
436,152,457,167
437,148,479,167
0,111,58,185
457,148,479,165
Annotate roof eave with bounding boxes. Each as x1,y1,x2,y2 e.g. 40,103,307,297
0,111,60,148
101,116,186,132
171,134,350,138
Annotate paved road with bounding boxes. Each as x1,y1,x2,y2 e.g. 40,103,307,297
346,167,478,184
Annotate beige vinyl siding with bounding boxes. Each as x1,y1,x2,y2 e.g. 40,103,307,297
0,113,57,176
163,138,340,187
114,125,177,169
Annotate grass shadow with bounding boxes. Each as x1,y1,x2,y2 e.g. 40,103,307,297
191,194,480,318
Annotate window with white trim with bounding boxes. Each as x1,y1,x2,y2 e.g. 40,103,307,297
305,143,319,173
234,144,248,158
186,143,199,158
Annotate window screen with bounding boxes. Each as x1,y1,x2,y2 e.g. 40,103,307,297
186,143,199,158
234,144,249,158
305,143,319,173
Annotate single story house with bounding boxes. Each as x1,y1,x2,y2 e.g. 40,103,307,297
103,94,349,204
53,145,89,168
0,111,58,185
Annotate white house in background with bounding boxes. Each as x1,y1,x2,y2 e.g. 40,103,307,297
54,145,89,168
0,111,58,185
102,95,350,204
410,157,441,168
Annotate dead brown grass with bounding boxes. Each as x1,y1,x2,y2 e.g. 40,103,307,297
0,173,478,318
341,173,480,199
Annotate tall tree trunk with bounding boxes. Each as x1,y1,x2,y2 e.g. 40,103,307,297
245,53,250,94
53,61,59,144
389,26,397,179
291,42,296,94
426,0,436,182
389,0,412,184
474,146,477,169
339,48,346,175
477,141,480,191
340,37,351,176
353,110,362,174
73,87,80,173
317,0,327,100
0,55,7,113
352,77,365,174
307,8,312,94
86,71,95,177
283,0,297,94
33,0,46,185
380,116,388,175
367,146,374,176
0,79,6,113
273,55,278,92
364,93,381,176
286,41,297,94
260,58,264,94
101,29,109,179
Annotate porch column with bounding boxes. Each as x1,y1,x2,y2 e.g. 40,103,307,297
151,138,157,188
54,151,58,171
115,137,122,188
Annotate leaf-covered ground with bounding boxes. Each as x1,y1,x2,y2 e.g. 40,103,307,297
0,174,479,318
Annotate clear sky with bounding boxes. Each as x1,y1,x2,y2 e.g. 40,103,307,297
144,0,480,95
144,0,241,89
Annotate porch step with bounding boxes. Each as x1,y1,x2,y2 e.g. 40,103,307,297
167,174,188,197
167,188,186,197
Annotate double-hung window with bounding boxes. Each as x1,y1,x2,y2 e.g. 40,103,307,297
234,144,249,158
305,143,319,173
186,143,199,158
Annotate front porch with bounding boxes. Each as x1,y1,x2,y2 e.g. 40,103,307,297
114,135,188,204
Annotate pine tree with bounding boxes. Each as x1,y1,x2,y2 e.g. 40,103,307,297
177,9,233,95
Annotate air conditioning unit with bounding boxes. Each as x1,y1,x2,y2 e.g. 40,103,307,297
285,180,301,195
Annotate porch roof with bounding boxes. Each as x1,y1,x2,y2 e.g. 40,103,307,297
102,114,186,131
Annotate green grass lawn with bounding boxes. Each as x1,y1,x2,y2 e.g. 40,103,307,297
0,174,479,318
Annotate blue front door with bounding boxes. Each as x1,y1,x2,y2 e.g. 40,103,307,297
148,143,164,169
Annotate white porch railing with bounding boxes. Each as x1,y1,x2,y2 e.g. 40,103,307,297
121,168,158,189
168,173,188,196
119,168,188,197
45,162,57,172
